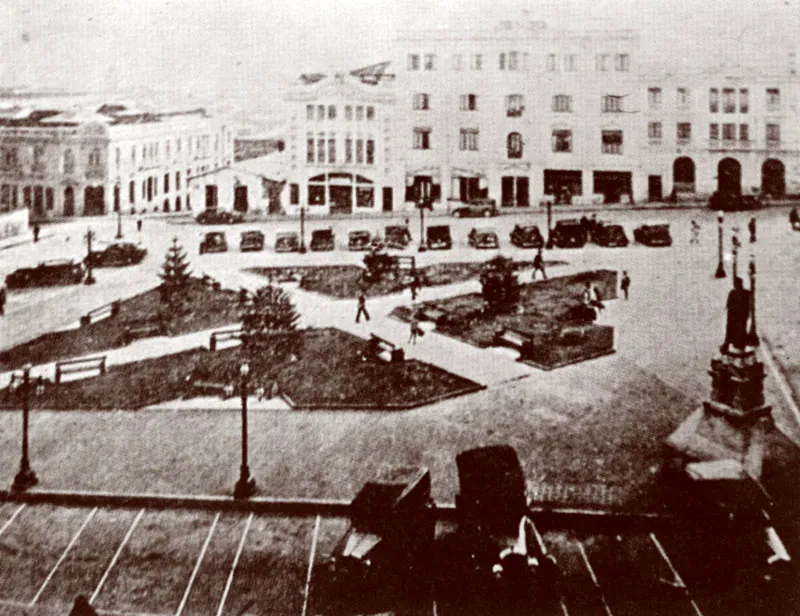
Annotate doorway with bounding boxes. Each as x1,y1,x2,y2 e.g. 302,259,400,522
83,186,105,216
761,159,785,197
64,187,75,217
718,158,742,194
205,185,218,210
234,185,249,213
329,185,353,214
593,171,633,204
648,175,663,201
382,187,393,212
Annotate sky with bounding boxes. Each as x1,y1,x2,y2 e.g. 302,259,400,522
1,0,798,114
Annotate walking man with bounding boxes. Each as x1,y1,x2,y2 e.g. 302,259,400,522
0,283,6,316
620,271,631,300
33,224,40,243
409,311,422,345
532,248,547,281
748,216,756,243
410,274,421,301
690,219,700,245
137,216,143,233
356,292,370,323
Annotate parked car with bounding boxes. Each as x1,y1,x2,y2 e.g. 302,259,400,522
239,230,265,252
709,191,762,212
384,225,412,249
509,224,544,249
348,230,372,251
550,219,587,248
790,207,800,231
85,241,147,267
310,228,335,252
196,209,245,225
5,259,86,289
468,227,500,249
275,231,300,253
451,198,499,218
592,223,629,247
426,225,453,250
199,231,228,254
634,222,673,247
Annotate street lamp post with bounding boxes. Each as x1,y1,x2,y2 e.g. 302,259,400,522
714,211,726,279
12,364,40,492
418,202,427,252
85,228,96,285
545,199,554,249
233,362,256,499
115,198,123,240
732,232,740,280
299,207,306,254
747,254,759,347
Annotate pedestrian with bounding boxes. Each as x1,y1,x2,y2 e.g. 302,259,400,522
137,216,143,233
409,311,423,345
748,216,756,243
591,282,604,311
532,248,547,281
690,219,700,245
404,216,410,228
33,224,40,243
355,292,370,323
410,274,420,301
620,271,631,300
0,283,6,316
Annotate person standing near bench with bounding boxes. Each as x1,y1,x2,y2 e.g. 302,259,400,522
532,248,547,281
356,292,370,323
409,311,423,345
620,271,631,300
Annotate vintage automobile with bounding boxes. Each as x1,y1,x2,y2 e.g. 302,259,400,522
790,207,800,231
5,259,86,289
451,198,499,218
468,227,500,249
196,209,245,225
326,467,435,594
384,225,412,249
239,230,265,252
592,222,629,247
509,224,544,249
550,219,587,248
274,231,300,253
85,241,147,267
708,190,762,212
348,230,372,251
426,225,453,250
634,222,673,247
310,228,335,252
199,231,228,254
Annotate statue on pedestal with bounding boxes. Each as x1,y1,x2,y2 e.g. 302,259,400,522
721,276,752,354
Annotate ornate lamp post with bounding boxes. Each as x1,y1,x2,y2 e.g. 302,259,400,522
12,364,42,492
299,206,306,254
418,201,427,253
732,231,740,280
545,199,554,249
115,193,123,240
233,362,256,499
84,228,96,285
747,253,759,347
714,211,726,279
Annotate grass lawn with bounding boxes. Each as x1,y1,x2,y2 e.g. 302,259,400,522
0,328,481,411
0,279,242,372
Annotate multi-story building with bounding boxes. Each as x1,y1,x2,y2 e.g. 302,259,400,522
282,62,396,215
0,104,232,219
641,65,800,200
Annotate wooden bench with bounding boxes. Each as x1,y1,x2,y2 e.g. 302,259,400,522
55,355,107,384
419,306,447,325
120,321,167,346
393,256,416,273
185,377,234,399
209,327,244,352
80,300,121,327
494,327,536,360
367,334,405,363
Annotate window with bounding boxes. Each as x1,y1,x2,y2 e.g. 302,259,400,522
507,132,523,159
408,54,420,71
677,87,689,106
413,93,430,110
317,137,325,163
677,123,691,141
739,124,749,142
499,53,506,70
452,54,464,70
648,122,662,140
356,106,364,121
471,54,482,70
413,128,431,150
290,183,299,205
32,144,45,170
506,94,524,117
564,54,577,71
176,171,181,190
424,54,435,70
328,138,336,164
615,53,629,71
722,123,736,141
366,106,375,120
63,149,74,173
345,105,353,120
460,94,477,111
595,54,610,71
459,128,479,151
739,89,749,113
366,139,374,165
552,94,572,113
307,137,314,163
723,88,735,113
328,105,336,120
766,123,780,144
602,95,623,113
88,148,101,167
129,181,135,204
601,130,623,154
766,88,780,109
345,138,353,163
648,87,662,107
508,51,519,71
317,105,325,121
164,173,169,193
130,146,136,165
552,130,572,153
356,139,364,164
46,187,53,210
546,54,558,71
709,88,719,113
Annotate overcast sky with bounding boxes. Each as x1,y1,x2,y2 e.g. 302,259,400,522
1,0,798,109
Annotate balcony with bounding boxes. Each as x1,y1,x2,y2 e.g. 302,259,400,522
506,108,524,118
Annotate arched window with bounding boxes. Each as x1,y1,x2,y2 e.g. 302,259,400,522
63,149,75,173
88,148,102,167
507,132,523,159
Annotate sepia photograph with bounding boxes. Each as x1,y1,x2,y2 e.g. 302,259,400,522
0,0,799,614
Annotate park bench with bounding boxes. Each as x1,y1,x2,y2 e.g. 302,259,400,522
80,300,121,327
120,321,167,346
209,327,244,351
419,306,447,325
184,376,234,399
55,355,107,384
367,334,405,363
558,325,590,345
493,327,535,360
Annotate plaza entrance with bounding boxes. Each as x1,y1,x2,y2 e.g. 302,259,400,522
718,158,742,194
761,159,785,197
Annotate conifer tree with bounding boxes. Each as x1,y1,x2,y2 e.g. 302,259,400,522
158,237,193,308
242,285,300,341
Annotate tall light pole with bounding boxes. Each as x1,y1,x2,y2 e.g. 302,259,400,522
418,201,427,252
545,199,554,249
12,364,40,492
714,211,726,279
115,189,123,240
299,207,306,254
732,231,740,280
747,253,759,347
234,362,256,499
85,228,96,285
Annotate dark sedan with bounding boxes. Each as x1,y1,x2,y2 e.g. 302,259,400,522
509,224,544,249
593,223,629,247
310,228,335,252
6,259,86,289
199,231,228,254
634,223,673,247
550,219,587,248
426,225,453,250
384,225,412,249
348,230,372,251
196,209,245,225
468,227,499,249
85,241,147,267
239,230,265,252
275,232,300,253
451,198,499,218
